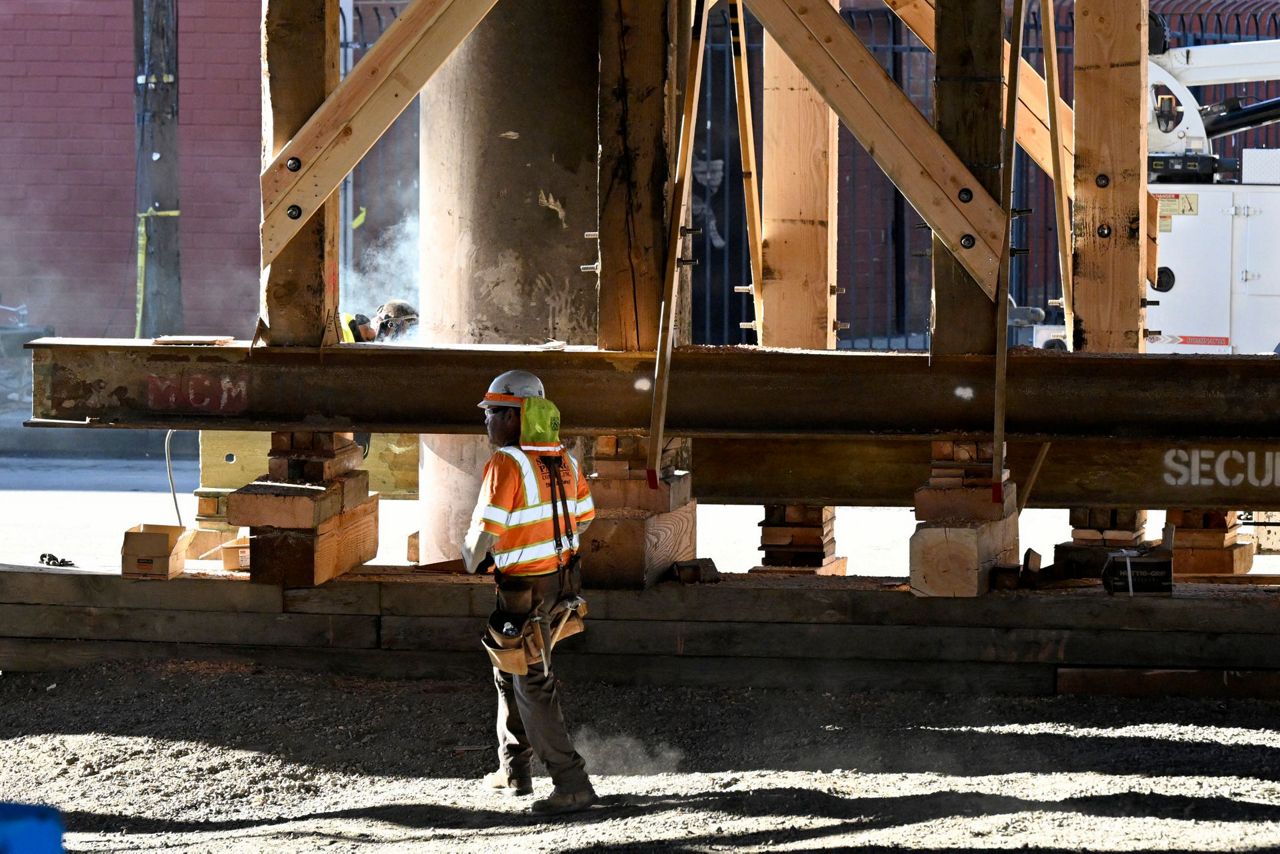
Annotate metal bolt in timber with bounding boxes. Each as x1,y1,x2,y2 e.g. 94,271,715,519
959,234,976,249
1096,173,1110,188
1097,224,1112,238
286,205,302,220
957,187,973,203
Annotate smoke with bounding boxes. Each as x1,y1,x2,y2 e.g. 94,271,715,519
572,726,684,776
341,213,420,323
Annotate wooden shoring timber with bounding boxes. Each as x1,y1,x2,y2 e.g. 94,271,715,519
883,0,1075,181
647,0,713,483
759,0,838,350
728,0,766,340
991,0,1031,494
1072,1,1148,354
260,1,341,347
597,0,673,352
746,0,1004,295
260,0,499,268
1039,0,1073,341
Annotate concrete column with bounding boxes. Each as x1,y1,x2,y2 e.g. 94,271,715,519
417,0,599,564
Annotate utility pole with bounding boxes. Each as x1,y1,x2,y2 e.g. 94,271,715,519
133,0,181,338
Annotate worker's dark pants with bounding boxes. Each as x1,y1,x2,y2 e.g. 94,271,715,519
493,572,590,792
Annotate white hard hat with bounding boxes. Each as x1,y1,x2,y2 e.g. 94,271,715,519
478,370,545,409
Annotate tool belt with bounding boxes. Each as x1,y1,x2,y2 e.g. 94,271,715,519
482,597,587,676
482,452,586,676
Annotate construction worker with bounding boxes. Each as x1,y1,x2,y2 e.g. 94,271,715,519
372,299,418,342
462,369,597,815
340,313,376,343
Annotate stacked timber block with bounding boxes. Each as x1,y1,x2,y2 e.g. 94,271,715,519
1054,507,1146,581
580,436,696,589
754,505,846,576
1069,508,1146,548
1254,512,1280,554
227,431,379,587
1169,508,1254,575
909,441,1018,597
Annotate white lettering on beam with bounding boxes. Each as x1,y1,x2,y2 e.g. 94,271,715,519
1164,448,1277,488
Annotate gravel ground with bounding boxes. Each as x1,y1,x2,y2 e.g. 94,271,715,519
3,662,1280,851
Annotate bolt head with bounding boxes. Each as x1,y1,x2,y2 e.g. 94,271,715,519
959,234,976,249
958,188,973,203
286,157,301,172
286,204,303,220
1097,224,1112,238
1095,174,1110,188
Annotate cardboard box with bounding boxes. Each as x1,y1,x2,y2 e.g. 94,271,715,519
122,524,191,580
221,537,251,571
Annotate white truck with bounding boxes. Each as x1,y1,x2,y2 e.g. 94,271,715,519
1034,22,1280,355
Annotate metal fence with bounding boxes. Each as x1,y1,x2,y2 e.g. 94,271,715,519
690,2,1280,347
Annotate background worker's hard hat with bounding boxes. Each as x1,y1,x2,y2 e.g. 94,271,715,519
479,370,545,408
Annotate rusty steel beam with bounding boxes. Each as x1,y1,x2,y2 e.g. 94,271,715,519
694,438,1280,510
25,338,1280,442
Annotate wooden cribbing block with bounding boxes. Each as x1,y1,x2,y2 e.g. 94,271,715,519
580,501,696,589
407,530,419,564
909,513,1019,597
228,481,343,529
334,469,370,513
1072,528,1104,544
267,442,363,483
759,525,833,547
1102,529,1144,547
594,435,618,457
250,493,379,587
592,460,632,479
591,473,692,513
1174,527,1239,549
1173,541,1254,576
748,555,847,577
952,442,978,462
931,440,954,460
1167,509,1238,530
914,483,1017,522
763,505,834,527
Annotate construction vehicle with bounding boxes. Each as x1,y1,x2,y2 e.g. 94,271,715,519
1034,18,1280,354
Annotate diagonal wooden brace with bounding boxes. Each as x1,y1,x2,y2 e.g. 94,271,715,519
747,0,1004,296
260,0,499,268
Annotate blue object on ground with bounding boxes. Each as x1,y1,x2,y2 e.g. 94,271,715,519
0,803,63,853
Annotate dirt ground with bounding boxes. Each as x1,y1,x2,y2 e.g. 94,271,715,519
3,662,1280,851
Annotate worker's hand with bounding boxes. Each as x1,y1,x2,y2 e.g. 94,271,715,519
477,554,496,575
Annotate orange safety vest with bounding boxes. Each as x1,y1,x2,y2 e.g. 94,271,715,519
474,445,595,576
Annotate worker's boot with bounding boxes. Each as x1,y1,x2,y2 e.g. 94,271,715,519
483,768,533,797
530,784,597,815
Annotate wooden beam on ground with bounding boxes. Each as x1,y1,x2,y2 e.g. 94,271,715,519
746,0,1003,295
760,0,837,349
931,0,1003,355
597,0,673,352
728,0,766,339
259,0,341,346
1072,1,1149,354
647,0,712,482
260,0,499,269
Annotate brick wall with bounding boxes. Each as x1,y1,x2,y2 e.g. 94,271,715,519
0,0,260,339
179,0,259,336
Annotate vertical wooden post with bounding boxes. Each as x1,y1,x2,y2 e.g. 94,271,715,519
1072,0,1148,354
930,0,1002,356
759,0,837,351
259,0,340,347
597,0,674,352
758,0,839,573
728,0,765,338
133,0,182,338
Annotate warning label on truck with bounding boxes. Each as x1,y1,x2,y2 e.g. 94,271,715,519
1153,193,1198,232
